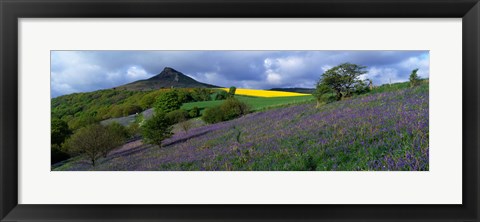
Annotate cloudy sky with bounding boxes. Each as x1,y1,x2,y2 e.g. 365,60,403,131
51,50,429,98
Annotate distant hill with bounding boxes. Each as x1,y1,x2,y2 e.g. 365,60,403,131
116,67,220,91
269,87,315,94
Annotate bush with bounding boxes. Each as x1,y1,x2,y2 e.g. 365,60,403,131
166,109,189,124
106,122,131,139
202,107,225,124
214,90,228,100
202,98,250,124
220,98,250,120
188,106,201,118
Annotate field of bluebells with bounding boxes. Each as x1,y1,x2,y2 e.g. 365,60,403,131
54,85,428,171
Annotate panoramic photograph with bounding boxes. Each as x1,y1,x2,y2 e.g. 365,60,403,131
51,50,429,171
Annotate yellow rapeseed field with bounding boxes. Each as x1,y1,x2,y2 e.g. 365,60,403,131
219,88,311,98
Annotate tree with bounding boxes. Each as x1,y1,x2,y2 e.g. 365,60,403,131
319,63,368,100
154,90,183,114
313,82,335,107
141,113,173,148
51,118,72,146
64,124,124,166
409,68,421,87
228,86,237,98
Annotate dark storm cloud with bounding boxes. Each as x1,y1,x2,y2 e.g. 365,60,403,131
51,50,429,97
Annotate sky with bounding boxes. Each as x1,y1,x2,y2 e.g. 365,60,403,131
51,50,429,98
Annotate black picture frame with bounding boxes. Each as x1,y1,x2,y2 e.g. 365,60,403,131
1,0,479,221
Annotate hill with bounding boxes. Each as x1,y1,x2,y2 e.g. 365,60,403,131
116,67,220,91
54,84,428,171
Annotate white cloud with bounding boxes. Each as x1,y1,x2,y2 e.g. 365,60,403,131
126,66,150,80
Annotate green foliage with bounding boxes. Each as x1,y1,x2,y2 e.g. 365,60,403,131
220,98,250,120
51,89,170,130
214,90,228,100
409,68,421,87
51,118,72,146
202,107,225,124
313,82,336,106
154,90,183,114
202,98,250,124
190,88,213,101
188,106,201,118
319,63,368,100
141,113,173,148
166,109,189,124
64,124,124,166
106,122,131,139
228,86,236,97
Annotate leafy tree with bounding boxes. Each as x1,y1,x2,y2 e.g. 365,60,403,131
313,82,335,107
409,68,421,87
320,63,368,100
154,90,182,114
228,86,237,98
51,118,72,146
141,113,173,148
64,124,124,166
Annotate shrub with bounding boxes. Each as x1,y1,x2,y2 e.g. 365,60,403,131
202,98,250,124
188,106,201,118
106,122,131,139
202,107,224,124
220,98,250,120
166,109,189,124
214,90,228,100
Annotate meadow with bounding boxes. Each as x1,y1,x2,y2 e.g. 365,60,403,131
181,94,314,112
54,84,428,171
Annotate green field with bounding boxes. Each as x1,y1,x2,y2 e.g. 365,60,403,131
181,95,314,112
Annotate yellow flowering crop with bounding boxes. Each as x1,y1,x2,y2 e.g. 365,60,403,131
219,88,311,98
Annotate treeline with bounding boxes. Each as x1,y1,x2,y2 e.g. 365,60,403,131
52,88,228,130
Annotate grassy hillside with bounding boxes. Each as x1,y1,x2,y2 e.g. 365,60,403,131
54,84,428,171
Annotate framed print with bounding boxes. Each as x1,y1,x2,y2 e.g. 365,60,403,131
1,0,479,221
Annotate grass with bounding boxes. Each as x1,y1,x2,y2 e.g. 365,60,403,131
181,95,315,112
